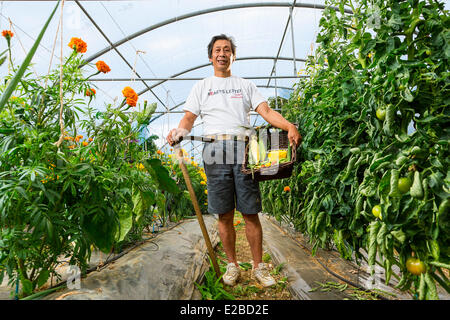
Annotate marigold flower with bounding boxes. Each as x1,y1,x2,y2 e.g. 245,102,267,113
88,137,93,142
95,60,111,73
64,136,73,141
200,181,206,185
122,86,137,99
1,30,13,39
85,88,96,96
82,141,88,146
156,150,163,155
68,37,87,53
68,145,75,149
126,97,137,107
122,87,138,107
283,186,291,192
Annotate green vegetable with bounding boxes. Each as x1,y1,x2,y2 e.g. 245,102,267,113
341,155,357,181
389,169,400,197
438,199,449,216
383,104,395,136
410,171,424,199
258,135,267,162
368,221,380,267
398,177,412,194
376,223,388,246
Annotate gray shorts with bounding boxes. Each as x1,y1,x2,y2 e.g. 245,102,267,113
202,140,262,215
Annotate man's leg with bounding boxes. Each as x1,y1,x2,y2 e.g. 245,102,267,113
218,209,239,267
241,213,263,266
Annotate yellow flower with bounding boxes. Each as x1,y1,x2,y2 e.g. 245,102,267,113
200,181,206,185
204,190,208,195
82,141,88,146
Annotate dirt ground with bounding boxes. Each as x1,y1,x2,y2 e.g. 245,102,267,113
215,212,293,300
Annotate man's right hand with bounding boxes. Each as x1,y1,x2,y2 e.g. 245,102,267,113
166,128,189,146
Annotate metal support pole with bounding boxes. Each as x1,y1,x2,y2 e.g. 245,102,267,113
274,64,278,110
289,6,297,76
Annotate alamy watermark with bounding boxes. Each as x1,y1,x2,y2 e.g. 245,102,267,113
66,265,81,290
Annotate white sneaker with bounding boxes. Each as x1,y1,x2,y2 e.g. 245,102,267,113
252,263,276,287
222,262,241,286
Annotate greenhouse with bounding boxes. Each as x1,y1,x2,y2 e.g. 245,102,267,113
0,0,449,304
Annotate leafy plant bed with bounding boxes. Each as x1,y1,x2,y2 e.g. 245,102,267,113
1,216,217,300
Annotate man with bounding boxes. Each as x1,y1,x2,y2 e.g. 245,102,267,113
167,34,301,287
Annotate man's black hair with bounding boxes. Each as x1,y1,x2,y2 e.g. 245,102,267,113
207,34,236,59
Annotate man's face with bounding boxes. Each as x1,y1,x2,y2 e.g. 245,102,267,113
209,39,235,72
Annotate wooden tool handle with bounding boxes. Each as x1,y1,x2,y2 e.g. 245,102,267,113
175,147,222,282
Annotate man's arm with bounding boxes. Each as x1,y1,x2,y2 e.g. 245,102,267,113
255,102,302,147
166,111,197,146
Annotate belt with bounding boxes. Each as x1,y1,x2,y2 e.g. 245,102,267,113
205,134,249,141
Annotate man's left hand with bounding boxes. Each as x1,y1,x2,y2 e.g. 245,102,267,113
288,124,302,147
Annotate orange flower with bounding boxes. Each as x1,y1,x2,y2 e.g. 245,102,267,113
283,186,291,192
156,150,163,155
68,145,75,149
2,30,13,39
122,86,138,107
122,86,137,99
82,141,88,146
88,137,93,142
95,60,111,73
126,97,137,107
68,37,87,53
85,88,96,96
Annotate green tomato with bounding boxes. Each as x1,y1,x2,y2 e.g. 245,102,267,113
376,108,386,121
372,205,382,219
406,257,426,275
398,177,412,193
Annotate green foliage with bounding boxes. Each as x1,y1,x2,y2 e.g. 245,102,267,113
261,0,449,300
0,5,190,298
195,258,235,300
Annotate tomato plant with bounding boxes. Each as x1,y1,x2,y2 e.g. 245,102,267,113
262,0,449,300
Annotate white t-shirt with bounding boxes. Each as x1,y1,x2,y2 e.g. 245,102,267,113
183,75,266,136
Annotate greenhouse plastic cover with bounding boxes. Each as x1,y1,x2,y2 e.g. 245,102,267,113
1,0,448,153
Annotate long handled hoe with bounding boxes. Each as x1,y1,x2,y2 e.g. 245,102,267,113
173,136,222,283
